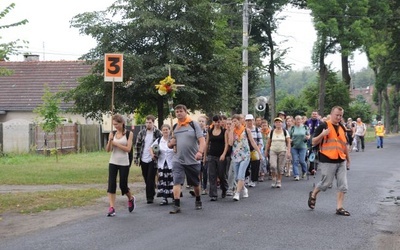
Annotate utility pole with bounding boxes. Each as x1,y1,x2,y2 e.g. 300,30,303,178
242,0,249,115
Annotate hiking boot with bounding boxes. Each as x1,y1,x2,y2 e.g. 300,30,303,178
233,192,240,201
128,196,136,212
195,200,202,210
107,207,116,217
169,205,181,214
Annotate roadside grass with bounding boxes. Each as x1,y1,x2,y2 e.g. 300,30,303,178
0,189,105,214
0,151,143,214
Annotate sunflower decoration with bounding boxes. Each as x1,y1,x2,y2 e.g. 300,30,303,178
155,75,177,98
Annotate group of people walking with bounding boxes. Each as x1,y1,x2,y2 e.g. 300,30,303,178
105,105,384,217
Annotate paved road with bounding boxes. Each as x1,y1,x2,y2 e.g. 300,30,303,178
2,136,400,250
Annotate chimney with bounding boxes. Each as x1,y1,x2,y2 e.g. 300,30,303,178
23,54,40,61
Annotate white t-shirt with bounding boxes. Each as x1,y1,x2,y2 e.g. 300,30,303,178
141,130,154,163
355,123,366,136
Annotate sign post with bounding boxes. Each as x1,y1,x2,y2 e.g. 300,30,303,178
104,53,123,131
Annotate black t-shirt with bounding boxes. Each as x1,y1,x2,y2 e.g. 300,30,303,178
314,122,345,163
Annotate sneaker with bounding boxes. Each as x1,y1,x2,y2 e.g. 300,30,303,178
271,178,277,188
242,187,249,198
233,192,240,201
107,207,116,217
226,190,234,196
276,182,281,188
195,200,202,210
189,190,195,197
210,197,217,201
258,176,264,182
201,189,207,195
294,176,300,181
169,205,181,214
128,196,136,212
302,173,307,179
248,181,256,187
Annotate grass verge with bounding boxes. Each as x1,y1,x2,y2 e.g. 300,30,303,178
0,151,144,214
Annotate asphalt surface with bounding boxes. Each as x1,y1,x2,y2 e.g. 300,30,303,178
2,136,400,250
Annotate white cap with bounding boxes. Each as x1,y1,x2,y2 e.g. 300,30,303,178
245,114,254,120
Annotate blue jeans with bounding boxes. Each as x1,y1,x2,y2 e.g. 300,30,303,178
291,148,307,177
233,158,250,181
376,136,383,148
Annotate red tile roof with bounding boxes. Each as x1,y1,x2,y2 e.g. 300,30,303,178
0,61,93,111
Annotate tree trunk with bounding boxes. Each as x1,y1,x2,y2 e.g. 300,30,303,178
267,32,276,121
372,67,383,120
341,54,351,86
393,82,400,133
383,88,390,133
318,64,327,117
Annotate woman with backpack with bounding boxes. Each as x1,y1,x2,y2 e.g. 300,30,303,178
266,117,291,188
150,124,174,206
290,115,310,181
106,114,135,217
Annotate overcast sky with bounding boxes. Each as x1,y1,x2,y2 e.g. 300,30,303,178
2,0,368,72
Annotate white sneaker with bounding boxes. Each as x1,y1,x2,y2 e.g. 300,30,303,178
276,182,281,188
242,187,249,198
233,192,240,201
271,179,277,188
294,176,300,181
302,173,307,179
248,181,256,187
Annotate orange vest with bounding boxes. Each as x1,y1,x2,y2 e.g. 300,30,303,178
319,121,347,160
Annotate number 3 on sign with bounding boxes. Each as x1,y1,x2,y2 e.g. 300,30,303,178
104,54,123,82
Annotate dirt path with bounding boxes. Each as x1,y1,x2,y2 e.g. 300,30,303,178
0,183,146,240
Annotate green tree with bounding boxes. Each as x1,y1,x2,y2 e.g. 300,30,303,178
347,95,372,123
0,3,28,72
34,86,63,161
308,0,371,87
251,0,291,120
67,0,244,126
276,95,308,117
301,71,350,116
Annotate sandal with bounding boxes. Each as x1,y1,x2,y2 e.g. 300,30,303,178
308,191,316,209
336,208,350,216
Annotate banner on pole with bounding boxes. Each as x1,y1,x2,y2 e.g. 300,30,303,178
104,53,123,82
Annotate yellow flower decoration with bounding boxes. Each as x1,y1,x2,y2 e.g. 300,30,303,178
155,75,177,97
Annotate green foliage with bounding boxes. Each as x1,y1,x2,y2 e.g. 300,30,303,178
67,0,244,120
276,95,308,117
34,86,63,161
0,3,29,61
347,95,373,122
34,86,63,133
300,70,351,115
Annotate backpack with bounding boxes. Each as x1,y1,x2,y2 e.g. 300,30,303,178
113,130,133,167
245,127,261,151
268,128,289,148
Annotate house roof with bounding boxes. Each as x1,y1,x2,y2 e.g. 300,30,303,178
0,60,93,112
